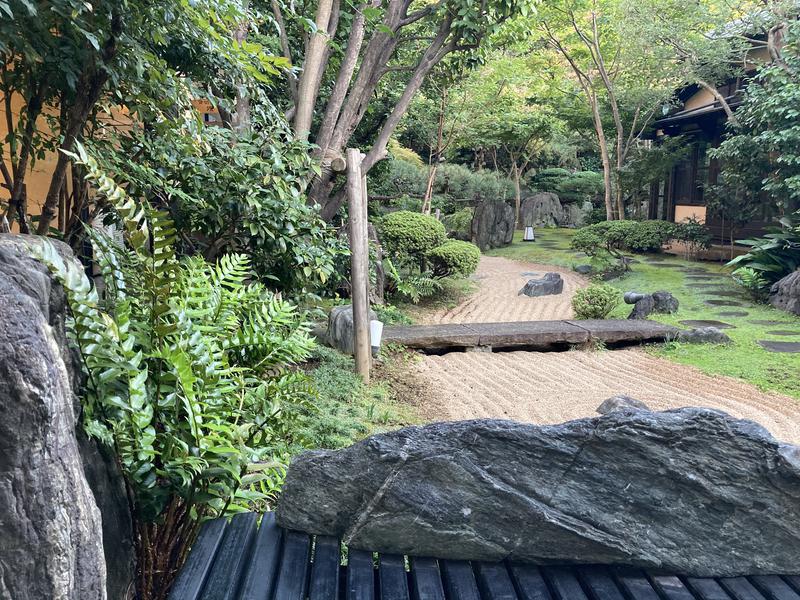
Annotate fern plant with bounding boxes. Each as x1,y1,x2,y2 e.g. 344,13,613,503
383,257,442,303
33,144,316,600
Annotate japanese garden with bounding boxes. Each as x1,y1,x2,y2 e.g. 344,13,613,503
1,0,800,598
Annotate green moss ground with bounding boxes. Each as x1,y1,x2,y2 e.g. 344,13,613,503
488,228,800,400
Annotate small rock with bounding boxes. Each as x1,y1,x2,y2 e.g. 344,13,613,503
596,395,650,415
672,327,732,345
326,305,378,355
518,272,564,297
574,264,592,275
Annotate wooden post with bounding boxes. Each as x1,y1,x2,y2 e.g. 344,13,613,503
346,148,371,383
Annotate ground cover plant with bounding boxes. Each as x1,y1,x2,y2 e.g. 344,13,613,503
489,228,800,399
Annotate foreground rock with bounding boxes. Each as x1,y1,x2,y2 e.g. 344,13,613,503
277,409,800,576
770,269,800,316
471,201,515,250
518,272,564,297
0,236,107,599
326,304,378,355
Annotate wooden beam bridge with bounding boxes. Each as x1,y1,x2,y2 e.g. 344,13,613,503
382,319,678,352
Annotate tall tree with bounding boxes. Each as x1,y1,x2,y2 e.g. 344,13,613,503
534,0,673,220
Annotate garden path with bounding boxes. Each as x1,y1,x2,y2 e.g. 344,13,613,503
416,255,586,323
410,255,800,444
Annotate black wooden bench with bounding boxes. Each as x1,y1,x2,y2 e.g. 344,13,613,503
169,512,800,600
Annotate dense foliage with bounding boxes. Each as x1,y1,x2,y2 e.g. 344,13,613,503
572,284,622,319
529,169,604,203
729,210,800,289
427,240,481,278
34,148,316,599
442,207,475,241
571,220,684,257
371,159,515,214
96,113,342,293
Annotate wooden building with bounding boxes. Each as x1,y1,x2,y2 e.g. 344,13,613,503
646,45,785,243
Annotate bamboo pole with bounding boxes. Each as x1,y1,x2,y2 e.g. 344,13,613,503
346,148,371,383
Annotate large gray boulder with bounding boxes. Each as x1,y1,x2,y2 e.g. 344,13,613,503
471,201,515,250
770,269,800,316
626,290,679,320
0,235,107,599
521,192,562,228
562,200,593,228
326,304,379,355
277,409,800,576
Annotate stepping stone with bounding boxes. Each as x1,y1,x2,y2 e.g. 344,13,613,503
766,330,800,336
648,263,684,268
685,283,727,290
645,255,667,261
679,320,736,329
717,311,749,317
682,268,709,273
701,290,744,298
704,300,745,307
749,320,789,326
758,340,800,353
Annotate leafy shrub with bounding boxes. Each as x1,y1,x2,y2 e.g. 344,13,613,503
427,240,481,277
36,147,316,598
388,139,424,167
729,210,800,287
442,207,474,240
572,284,621,319
586,207,608,225
672,217,712,259
380,210,446,266
623,220,676,253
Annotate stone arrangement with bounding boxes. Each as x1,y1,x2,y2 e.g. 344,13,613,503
520,192,592,229
624,290,679,320
471,201,515,250
518,272,564,297
277,407,800,576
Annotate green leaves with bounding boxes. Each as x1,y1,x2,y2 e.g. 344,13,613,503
31,151,318,529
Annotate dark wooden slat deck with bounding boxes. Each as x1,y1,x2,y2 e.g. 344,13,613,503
170,514,800,600
382,319,677,352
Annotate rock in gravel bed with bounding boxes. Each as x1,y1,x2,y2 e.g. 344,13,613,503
596,395,649,414
518,272,564,297
277,409,800,576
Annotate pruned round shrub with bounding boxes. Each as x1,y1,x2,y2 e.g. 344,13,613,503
427,240,481,277
380,210,446,265
572,284,621,319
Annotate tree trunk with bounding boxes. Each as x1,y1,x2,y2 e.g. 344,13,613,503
232,5,251,134
294,0,335,140
589,92,614,220
422,90,447,214
512,160,522,228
